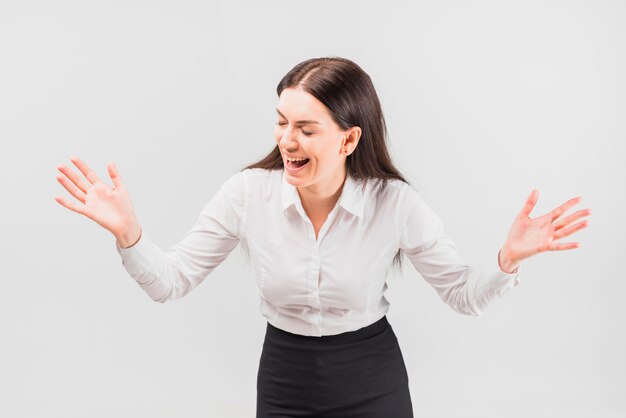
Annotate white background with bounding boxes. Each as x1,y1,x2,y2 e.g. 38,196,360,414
1,0,624,417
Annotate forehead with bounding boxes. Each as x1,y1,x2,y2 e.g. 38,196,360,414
276,88,328,119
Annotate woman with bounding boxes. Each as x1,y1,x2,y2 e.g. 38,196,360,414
54,56,591,418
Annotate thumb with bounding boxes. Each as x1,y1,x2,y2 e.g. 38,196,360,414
519,189,539,218
107,161,124,189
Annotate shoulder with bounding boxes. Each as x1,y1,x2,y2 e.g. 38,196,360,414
222,167,278,187
364,177,420,206
239,167,281,190
221,167,281,201
240,167,281,181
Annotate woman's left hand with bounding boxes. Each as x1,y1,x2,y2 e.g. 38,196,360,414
498,189,591,274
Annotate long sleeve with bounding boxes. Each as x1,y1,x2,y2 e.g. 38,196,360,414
399,188,520,316
115,170,247,303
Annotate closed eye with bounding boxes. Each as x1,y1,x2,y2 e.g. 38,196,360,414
276,122,313,136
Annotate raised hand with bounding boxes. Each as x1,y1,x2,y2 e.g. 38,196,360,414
498,189,591,273
54,156,142,247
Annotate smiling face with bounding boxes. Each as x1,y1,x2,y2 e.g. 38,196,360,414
274,87,361,193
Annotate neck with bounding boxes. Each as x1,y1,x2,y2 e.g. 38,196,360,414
297,168,347,212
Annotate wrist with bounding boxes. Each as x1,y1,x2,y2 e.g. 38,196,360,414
498,246,519,274
116,224,142,249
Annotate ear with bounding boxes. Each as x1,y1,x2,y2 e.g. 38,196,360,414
342,126,362,156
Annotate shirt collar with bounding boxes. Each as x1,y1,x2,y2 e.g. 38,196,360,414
280,169,365,218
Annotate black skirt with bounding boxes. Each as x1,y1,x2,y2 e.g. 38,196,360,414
256,315,414,418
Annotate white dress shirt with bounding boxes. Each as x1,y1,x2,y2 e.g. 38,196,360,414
116,168,521,336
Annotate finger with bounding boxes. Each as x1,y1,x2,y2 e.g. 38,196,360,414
547,241,580,251
70,156,103,187
57,163,92,194
549,196,582,223
107,161,124,189
553,208,592,231
54,195,86,216
56,173,87,204
553,219,589,240
519,189,539,218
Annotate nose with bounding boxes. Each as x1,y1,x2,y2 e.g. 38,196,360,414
278,125,299,150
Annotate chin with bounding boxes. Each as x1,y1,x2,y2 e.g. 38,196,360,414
285,172,315,187
286,175,308,184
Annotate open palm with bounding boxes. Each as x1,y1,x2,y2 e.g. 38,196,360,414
54,156,139,239
502,189,591,266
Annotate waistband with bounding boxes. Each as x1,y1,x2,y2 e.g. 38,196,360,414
266,315,390,345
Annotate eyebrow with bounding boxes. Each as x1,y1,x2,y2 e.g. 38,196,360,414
276,108,320,125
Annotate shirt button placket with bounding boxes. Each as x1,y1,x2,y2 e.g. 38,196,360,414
313,244,322,334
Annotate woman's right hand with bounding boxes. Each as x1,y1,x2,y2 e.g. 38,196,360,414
55,156,142,247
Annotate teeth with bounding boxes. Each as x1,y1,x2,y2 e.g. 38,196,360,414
286,157,308,162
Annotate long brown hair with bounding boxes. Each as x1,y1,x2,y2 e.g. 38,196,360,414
242,56,411,273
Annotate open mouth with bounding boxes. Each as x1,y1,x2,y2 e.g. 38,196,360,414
285,158,310,170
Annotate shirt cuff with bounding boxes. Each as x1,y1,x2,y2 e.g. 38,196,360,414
490,248,521,296
115,230,159,282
